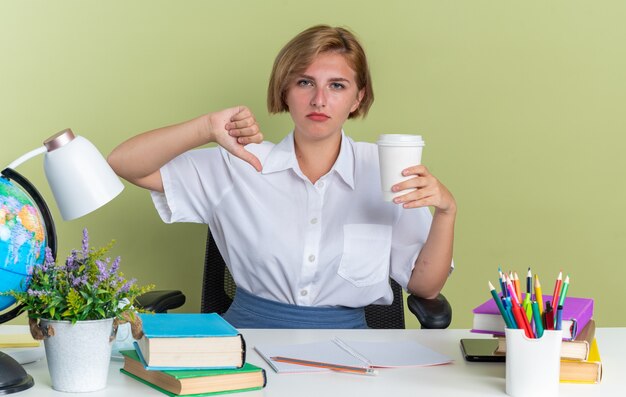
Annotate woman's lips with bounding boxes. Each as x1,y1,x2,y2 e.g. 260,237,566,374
306,112,330,121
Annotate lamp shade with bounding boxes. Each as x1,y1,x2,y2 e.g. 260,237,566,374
43,129,124,220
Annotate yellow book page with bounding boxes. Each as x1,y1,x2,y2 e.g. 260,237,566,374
587,338,601,362
560,338,602,384
0,333,41,348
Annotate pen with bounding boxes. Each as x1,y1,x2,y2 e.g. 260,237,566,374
489,281,515,329
270,356,378,376
526,267,532,298
545,301,554,331
522,296,533,322
555,305,563,331
534,274,544,317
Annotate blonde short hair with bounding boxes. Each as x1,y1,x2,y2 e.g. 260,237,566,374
267,25,374,119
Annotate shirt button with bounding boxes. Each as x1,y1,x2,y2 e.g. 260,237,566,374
310,218,318,224
318,181,325,188
308,254,316,262
300,290,308,296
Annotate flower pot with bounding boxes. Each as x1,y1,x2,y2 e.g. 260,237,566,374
40,318,115,392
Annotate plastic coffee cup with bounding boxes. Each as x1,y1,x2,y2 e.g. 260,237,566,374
377,134,425,201
505,328,562,397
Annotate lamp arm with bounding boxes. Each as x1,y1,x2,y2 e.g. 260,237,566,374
5,146,46,170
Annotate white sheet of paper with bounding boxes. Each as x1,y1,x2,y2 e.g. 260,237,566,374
254,338,452,373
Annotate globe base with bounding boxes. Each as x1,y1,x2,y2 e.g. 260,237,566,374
0,351,35,394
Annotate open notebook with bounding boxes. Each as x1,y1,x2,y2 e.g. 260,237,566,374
254,338,453,373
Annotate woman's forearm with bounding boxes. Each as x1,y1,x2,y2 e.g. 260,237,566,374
107,115,211,192
407,207,456,298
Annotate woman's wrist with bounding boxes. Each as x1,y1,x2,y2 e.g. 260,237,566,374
196,113,217,144
434,201,457,218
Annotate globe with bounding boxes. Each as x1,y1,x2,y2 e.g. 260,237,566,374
1,169,57,395
0,174,48,315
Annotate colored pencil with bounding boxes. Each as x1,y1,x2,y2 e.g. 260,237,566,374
551,271,563,317
513,272,522,304
558,275,570,308
270,356,378,376
531,301,544,338
511,301,533,338
534,274,544,317
498,267,507,297
489,281,515,329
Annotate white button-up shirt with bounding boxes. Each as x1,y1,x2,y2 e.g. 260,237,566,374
151,132,435,307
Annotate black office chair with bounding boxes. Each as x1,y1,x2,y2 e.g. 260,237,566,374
138,228,452,329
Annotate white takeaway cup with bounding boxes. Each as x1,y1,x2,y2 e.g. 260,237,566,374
377,134,425,201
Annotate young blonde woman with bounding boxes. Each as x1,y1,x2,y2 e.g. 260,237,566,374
108,25,456,328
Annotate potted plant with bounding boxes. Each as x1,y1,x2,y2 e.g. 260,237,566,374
3,228,153,392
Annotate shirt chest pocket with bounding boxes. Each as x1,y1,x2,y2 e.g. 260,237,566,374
338,224,392,288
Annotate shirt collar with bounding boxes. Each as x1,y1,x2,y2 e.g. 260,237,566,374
262,131,355,190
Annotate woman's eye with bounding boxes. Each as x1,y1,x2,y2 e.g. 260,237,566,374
297,79,313,87
330,82,345,90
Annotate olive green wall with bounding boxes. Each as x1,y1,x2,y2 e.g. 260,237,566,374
2,1,625,328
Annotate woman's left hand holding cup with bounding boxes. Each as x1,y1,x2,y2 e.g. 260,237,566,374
391,165,456,215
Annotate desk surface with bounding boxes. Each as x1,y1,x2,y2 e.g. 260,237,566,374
4,327,625,396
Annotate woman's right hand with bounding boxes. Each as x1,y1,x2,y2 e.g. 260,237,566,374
206,106,264,172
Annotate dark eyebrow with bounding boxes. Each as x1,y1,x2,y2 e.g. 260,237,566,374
329,77,350,83
298,74,351,84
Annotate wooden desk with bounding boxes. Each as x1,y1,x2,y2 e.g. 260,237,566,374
5,327,625,396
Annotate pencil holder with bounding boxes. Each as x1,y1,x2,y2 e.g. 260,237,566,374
505,328,562,397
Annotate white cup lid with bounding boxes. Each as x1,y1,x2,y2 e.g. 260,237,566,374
377,134,425,147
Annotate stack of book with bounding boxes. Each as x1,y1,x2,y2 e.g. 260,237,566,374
471,295,594,340
120,313,266,396
472,296,602,384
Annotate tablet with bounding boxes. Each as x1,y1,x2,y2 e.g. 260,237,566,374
459,338,505,362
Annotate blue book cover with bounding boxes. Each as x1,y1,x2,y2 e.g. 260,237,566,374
136,313,245,369
139,313,240,338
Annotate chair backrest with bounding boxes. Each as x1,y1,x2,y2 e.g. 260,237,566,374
200,227,406,329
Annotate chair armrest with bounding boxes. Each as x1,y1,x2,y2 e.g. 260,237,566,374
407,293,452,329
134,290,186,313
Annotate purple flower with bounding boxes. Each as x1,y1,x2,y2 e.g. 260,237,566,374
65,253,76,271
119,278,136,293
43,247,55,272
95,259,110,286
82,228,89,257
70,274,88,287
27,289,47,297
110,256,121,275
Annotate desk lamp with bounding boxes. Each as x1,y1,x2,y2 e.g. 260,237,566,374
0,128,124,394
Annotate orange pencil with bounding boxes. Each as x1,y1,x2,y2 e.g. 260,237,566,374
270,356,378,375
534,274,544,316
513,272,522,304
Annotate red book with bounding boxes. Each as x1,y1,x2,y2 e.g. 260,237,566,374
471,295,593,340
